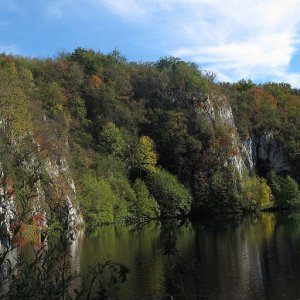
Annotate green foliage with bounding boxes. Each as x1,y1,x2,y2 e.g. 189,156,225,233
242,175,274,210
197,167,242,213
236,79,255,91
268,172,300,208
131,179,160,220
147,169,192,217
1,48,300,228
98,122,126,158
223,81,300,167
4,53,300,281
135,135,158,173
69,47,104,74
40,81,65,114
281,176,300,208
93,154,128,179
109,176,136,203
155,57,209,108
1,225,129,300
67,94,92,146
0,160,129,300
0,61,33,137
210,169,238,209
77,173,131,227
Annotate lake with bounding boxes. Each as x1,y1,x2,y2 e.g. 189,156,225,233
69,212,300,299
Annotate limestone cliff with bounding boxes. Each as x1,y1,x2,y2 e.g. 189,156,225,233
200,94,291,178
0,131,82,237
200,94,245,176
241,132,291,175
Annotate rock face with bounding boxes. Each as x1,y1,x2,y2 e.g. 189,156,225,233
201,94,245,176
202,95,293,176
200,95,291,177
0,136,82,237
241,132,290,175
0,165,17,236
43,154,82,229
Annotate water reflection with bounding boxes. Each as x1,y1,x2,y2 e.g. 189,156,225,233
77,212,300,299
2,212,300,299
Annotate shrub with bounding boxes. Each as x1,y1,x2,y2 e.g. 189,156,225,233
242,175,274,210
268,172,300,208
78,174,130,227
131,179,160,221
147,169,192,217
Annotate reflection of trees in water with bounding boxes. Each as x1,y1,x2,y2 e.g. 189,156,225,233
14,212,296,299
4,212,297,299
74,212,300,299
189,213,276,299
159,219,193,299
0,228,129,299
157,212,300,300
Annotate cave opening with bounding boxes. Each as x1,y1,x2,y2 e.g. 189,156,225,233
256,159,271,177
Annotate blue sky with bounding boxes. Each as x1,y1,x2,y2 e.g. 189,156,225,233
1,0,300,86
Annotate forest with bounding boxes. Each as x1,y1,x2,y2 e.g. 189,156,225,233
0,48,300,230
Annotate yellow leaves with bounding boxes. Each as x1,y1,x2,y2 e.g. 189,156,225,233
53,103,63,111
243,176,273,209
89,74,103,89
259,178,273,208
136,136,158,173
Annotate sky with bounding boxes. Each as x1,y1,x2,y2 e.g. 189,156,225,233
1,0,300,86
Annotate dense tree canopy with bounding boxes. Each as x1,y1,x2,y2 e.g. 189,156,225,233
1,48,300,226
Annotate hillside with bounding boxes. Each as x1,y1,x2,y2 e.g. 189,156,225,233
0,49,299,233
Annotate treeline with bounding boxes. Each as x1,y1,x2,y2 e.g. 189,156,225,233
0,49,299,228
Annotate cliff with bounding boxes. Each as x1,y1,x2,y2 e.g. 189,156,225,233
200,94,245,176
200,94,292,179
0,51,298,223
0,130,82,237
241,132,291,176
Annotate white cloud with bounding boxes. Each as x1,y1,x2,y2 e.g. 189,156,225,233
101,0,300,86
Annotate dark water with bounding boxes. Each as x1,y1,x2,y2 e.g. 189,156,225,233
72,212,300,300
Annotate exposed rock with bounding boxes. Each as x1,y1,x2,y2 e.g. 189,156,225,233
241,132,290,175
201,95,291,177
0,164,17,236
43,155,83,229
200,94,246,176
0,136,82,237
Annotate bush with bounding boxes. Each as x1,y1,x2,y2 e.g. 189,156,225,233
147,169,192,217
131,179,160,221
281,176,300,207
268,172,300,208
78,173,130,227
98,122,126,158
241,175,274,210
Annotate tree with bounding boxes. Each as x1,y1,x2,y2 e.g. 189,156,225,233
98,122,126,158
147,169,192,217
242,175,273,210
135,136,158,173
0,62,33,137
131,179,160,220
268,172,300,208
278,176,300,208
